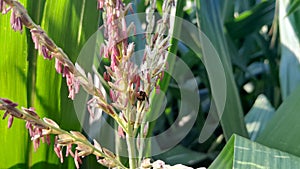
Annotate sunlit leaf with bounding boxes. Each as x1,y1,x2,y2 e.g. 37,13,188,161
0,0,29,168
245,94,275,140
257,84,300,157
209,134,300,169
0,0,99,168
278,0,300,99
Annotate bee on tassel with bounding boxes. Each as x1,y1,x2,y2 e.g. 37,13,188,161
136,91,149,103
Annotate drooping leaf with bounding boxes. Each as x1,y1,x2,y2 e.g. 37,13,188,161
257,84,300,157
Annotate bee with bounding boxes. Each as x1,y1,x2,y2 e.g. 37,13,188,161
136,91,149,103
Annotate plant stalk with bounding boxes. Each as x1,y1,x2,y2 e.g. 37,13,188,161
126,124,137,169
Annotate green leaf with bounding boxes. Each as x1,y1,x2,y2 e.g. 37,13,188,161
286,0,300,16
196,0,248,140
154,145,207,166
31,162,60,169
208,135,234,169
225,1,275,39
278,0,300,99
0,0,29,168
133,0,147,13
209,134,300,169
245,94,275,140
8,163,27,169
256,84,300,157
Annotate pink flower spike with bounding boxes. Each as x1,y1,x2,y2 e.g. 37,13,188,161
147,73,151,83
31,29,41,50
112,46,120,58
156,85,160,94
54,137,64,163
68,90,75,100
55,146,64,163
118,125,125,139
97,0,104,10
10,9,23,33
116,0,121,9
0,0,5,13
143,122,149,137
110,89,116,102
0,0,11,14
1,98,18,107
63,67,80,100
55,59,63,74
62,66,68,78
33,138,40,152
26,121,34,136
66,71,73,84
41,46,52,60
45,135,51,145
66,144,74,157
59,149,64,163
74,81,80,94
87,98,96,118
135,75,141,92
74,150,82,169
110,54,118,71
103,72,110,81
54,146,61,158
7,115,14,128
2,110,9,119
22,107,38,117
54,147,60,157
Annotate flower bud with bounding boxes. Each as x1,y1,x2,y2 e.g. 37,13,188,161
97,158,117,168
43,117,60,128
14,1,33,28
141,158,152,168
76,143,93,157
10,8,23,32
57,134,75,145
70,131,87,141
102,148,116,158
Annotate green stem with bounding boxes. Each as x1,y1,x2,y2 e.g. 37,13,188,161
137,118,146,165
126,124,137,169
115,120,122,169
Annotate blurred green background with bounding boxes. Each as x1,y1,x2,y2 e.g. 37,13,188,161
2,0,300,168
